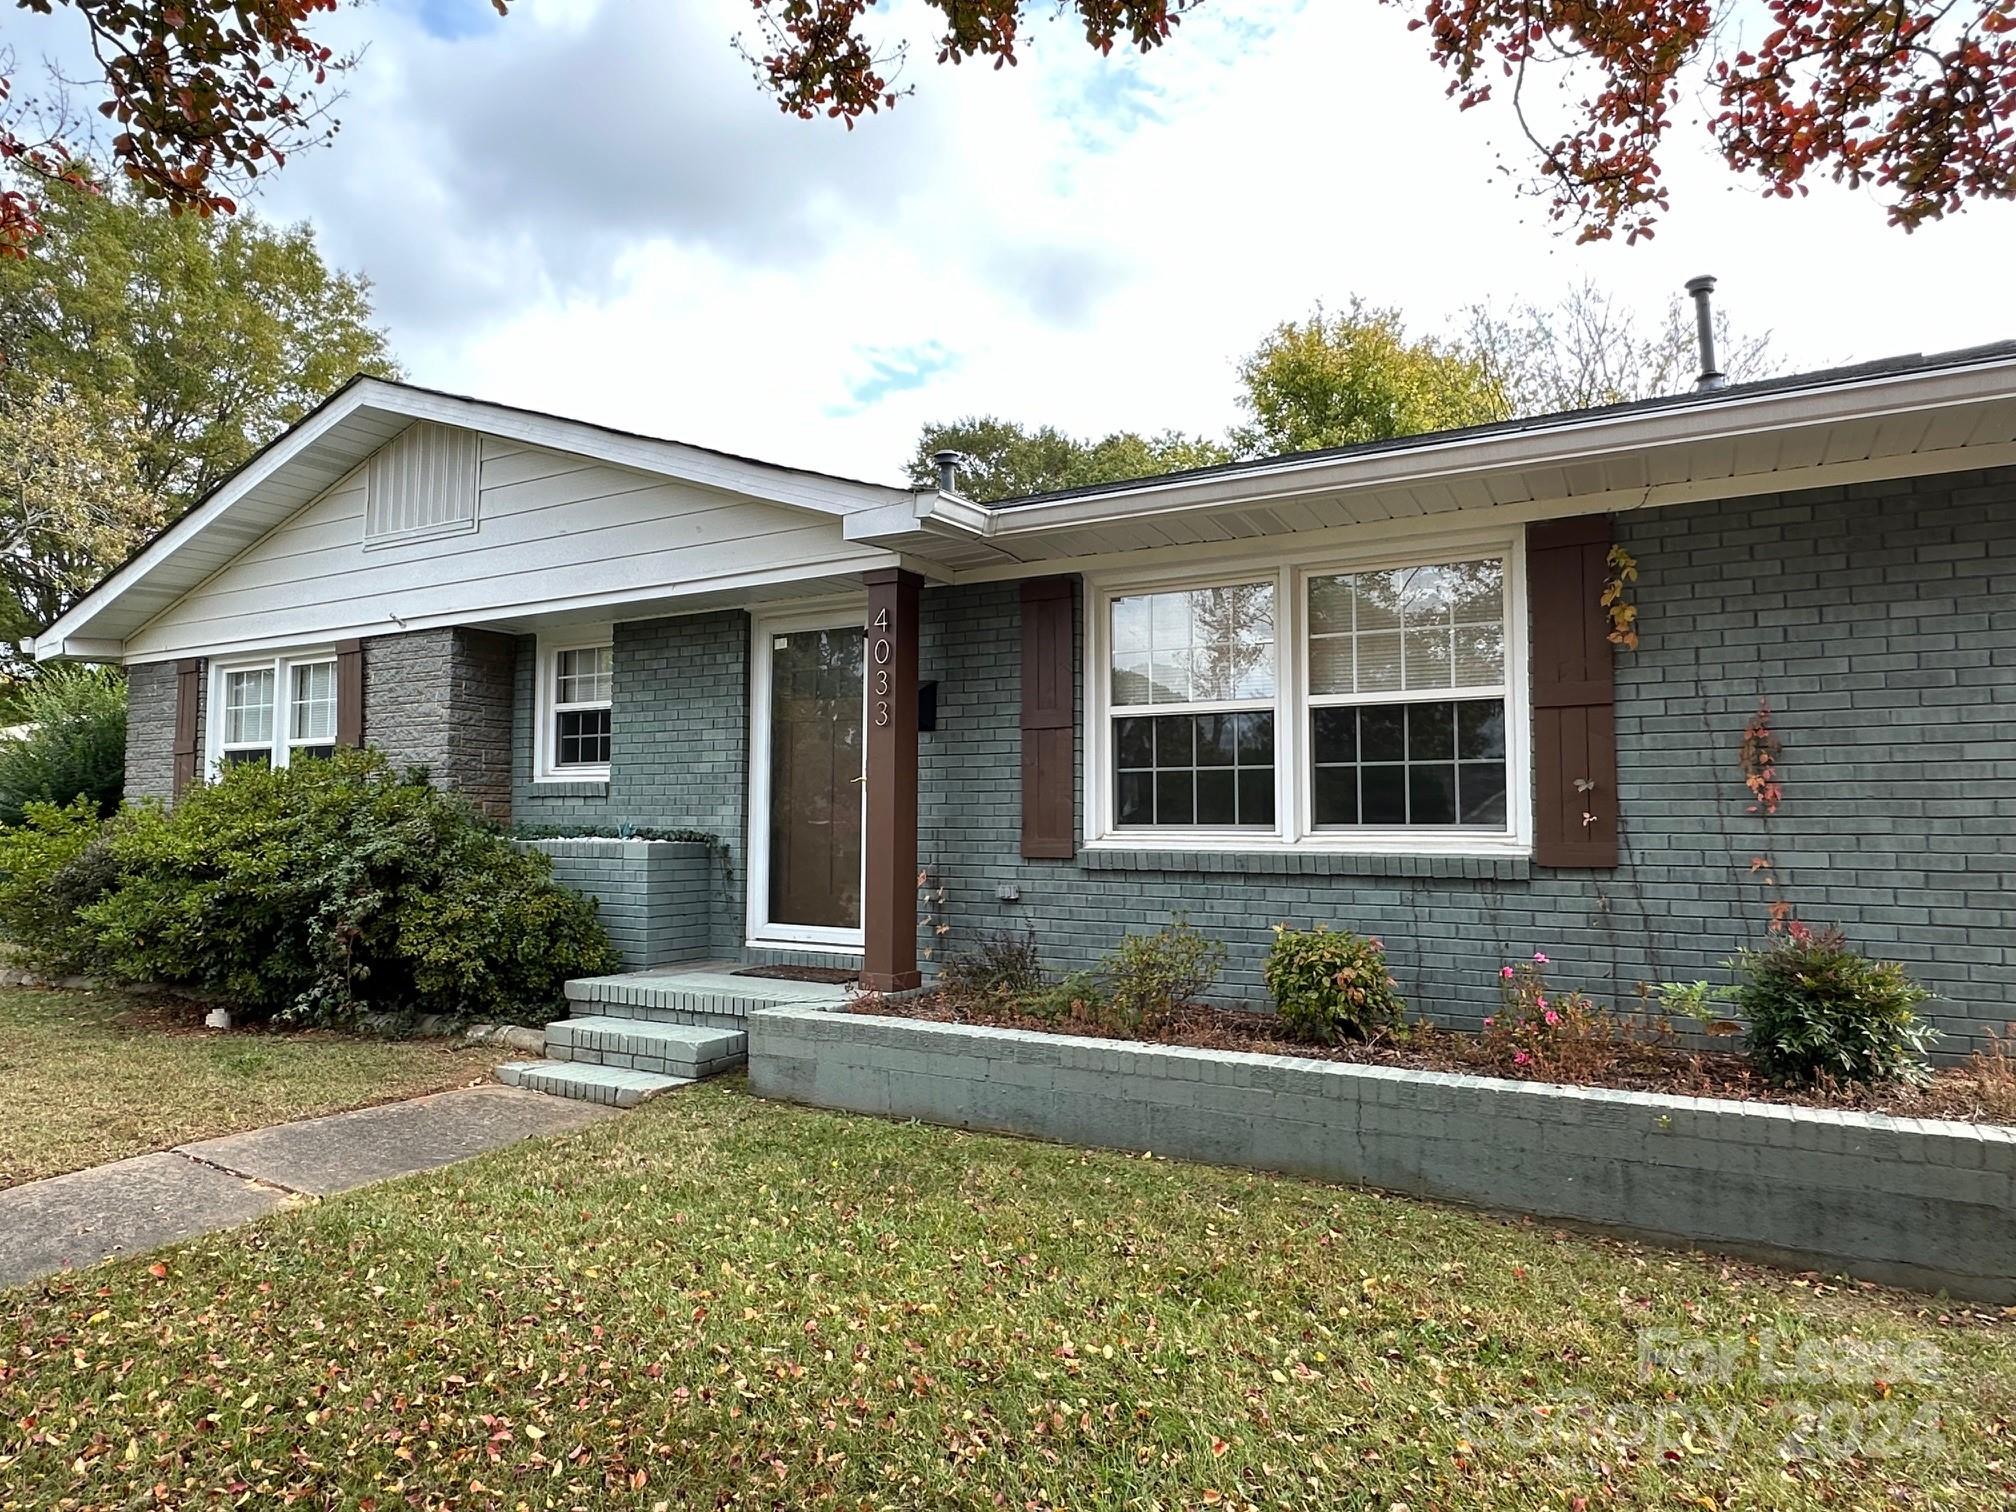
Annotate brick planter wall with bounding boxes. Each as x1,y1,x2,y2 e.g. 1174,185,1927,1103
520,839,717,970
748,1005,2016,1302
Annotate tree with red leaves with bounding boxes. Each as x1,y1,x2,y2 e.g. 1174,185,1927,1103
744,0,2016,242
0,0,504,259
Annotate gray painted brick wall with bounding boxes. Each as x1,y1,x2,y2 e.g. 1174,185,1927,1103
123,660,182,804
750,1005,2016,1300
511,610,750,955
519,839,714,969
916,469,2016,1056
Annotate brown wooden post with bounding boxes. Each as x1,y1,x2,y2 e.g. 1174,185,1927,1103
861,567,922,992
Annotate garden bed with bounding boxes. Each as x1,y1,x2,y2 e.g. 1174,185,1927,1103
751,1002,2016,1302
850,991,2016,1124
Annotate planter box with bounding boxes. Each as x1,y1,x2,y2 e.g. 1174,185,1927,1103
518,839,714,970
748,1006,2016,1302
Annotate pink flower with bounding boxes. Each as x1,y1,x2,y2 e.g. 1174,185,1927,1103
1544,1009,1561,1026
1533,951,1550,964
1483,1016,1496,1027
1536,995,1548,1010
1513,1050,1532,1067
1500,965,1515,979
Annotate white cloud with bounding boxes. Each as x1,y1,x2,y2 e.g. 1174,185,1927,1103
230,0,2016,484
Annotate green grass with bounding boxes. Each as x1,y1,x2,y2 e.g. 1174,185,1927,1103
0,989,501,1187
1,1082,2008,1509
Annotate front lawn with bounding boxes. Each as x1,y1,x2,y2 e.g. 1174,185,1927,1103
2,1083,2008,1509
0,989,501,1187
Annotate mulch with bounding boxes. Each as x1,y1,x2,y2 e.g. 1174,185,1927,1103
852,992,2016,1125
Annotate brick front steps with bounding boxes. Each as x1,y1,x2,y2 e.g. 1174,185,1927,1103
496,967,853,1107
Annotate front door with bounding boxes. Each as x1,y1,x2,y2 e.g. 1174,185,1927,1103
752,618,865,945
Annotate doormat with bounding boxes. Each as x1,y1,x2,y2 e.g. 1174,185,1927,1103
733,965,861,986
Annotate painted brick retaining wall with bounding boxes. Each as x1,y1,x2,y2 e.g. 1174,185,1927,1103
519,839,716,970
916,469,2016,1056
748,1005,2016,1301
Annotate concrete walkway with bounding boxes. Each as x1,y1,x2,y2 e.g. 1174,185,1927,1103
0,1084,619,1290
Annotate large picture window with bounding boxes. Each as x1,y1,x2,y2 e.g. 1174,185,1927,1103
1091,542,1526,855
535,634,613,781
211,653,337,771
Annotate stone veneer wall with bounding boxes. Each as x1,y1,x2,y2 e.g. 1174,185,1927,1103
362,628,516,818
122,659,187,805
914,468,2016,1056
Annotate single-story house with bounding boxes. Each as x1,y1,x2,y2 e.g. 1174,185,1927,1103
35,341,2016,1054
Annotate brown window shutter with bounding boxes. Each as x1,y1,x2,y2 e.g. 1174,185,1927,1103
1528,516,1619,867
336,639,365,747
1019,576,1077,859
172,658,204,798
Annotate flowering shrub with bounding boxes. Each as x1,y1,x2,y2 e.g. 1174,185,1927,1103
1475,953,1653,1079
1264,924,1405,1043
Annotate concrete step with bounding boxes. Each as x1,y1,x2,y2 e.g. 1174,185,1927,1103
564,969,854,1028
495,1061,688,1109
545,1016,747,1079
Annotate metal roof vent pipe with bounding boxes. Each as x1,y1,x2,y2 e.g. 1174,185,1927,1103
1686,275,1727,392
930,448,966,494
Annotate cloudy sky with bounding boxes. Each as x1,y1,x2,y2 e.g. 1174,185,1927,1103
92,0,2016,482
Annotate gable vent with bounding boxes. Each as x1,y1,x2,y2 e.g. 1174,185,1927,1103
364,422,481,545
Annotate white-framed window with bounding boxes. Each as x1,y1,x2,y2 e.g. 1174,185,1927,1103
1085,531,1530,856
208,652,338,771
534,632,613,781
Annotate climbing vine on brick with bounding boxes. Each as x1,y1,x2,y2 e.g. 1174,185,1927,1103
1600,545,1640,650
1737,700,1803,937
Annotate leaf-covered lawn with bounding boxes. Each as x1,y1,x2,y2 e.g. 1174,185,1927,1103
0,989,500,1187
2,1083,2009,1509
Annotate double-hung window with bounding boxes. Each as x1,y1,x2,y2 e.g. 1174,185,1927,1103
536,635,613,780
1108,581,1278,829
213,653,337,770
1092,539,1526,854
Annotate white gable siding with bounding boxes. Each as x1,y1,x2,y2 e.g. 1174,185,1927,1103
364,422,479,542
126,431,892,659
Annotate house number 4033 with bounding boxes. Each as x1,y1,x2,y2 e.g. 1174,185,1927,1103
871,606,894,727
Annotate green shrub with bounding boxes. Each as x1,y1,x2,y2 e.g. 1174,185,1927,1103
1734,929,1936,1085
0,797,109,971
22,749,618,1026
1264,924,1406,1043
1023,970,1107,1026
0,666,127,826
1102,917,1225,1032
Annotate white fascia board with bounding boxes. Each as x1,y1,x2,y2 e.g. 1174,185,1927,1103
38,385,382,655
980,357,2016,536
842,490,995,544
40,379,913,657
366,383,910,517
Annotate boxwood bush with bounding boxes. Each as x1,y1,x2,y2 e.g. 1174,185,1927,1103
0,750,617,1026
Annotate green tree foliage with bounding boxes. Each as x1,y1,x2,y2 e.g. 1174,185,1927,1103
0,380,163,661
907,416,1230,502
1232,300,1506,457
0,174,400,510
0,666,127,826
